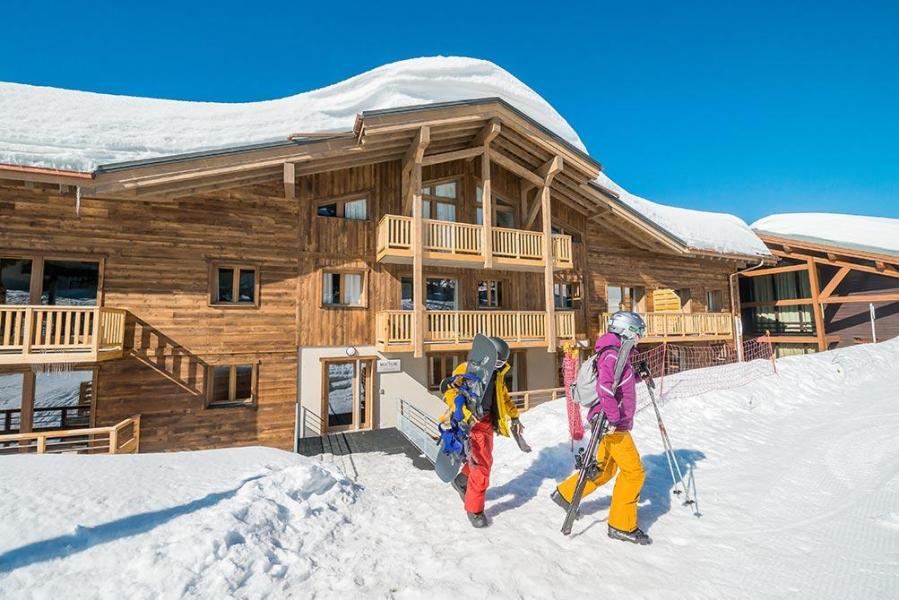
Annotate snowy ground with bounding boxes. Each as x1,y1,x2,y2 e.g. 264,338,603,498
1,340,897,599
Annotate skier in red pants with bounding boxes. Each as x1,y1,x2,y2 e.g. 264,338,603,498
442,338,523,528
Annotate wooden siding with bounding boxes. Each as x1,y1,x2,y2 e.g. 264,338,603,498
0,180,299,452
819,266,899,346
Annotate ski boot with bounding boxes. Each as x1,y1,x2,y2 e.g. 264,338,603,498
451,473,468,502
608,525,652,545
467,511,489,528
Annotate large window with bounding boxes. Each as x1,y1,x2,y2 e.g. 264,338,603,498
706,289,725,312
401,277,458,310
322,271,366,307
749,272,814,335
211,263,258,306
422,180,457,221
608,285,645,313
207,364,257,408
317,196,368,221
554,282,581,309
476,186,516,228
1,256,100,306
478,280,506,309
322,358,373,433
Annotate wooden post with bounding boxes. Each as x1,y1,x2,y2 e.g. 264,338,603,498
283,162,296,200
806,259,827,351
108,425,118,454
541,184,556,352
408,127,430,358
482,150,494,269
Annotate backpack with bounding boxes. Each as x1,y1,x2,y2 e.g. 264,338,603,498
571,345,618,407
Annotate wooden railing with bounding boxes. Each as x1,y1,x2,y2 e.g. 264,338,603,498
0,415,140,455
0,306,126,364
376,215,573,269
509,387,565,412
377,310,575,349
0,404,92,434
599,311,734,340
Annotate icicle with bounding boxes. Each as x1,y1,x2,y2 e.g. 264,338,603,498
75,186,82,216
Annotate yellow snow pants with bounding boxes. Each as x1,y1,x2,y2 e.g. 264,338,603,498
556,431,645,532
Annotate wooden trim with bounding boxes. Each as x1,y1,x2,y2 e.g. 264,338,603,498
806,258,827,351
421,146,484,166
490,151,544,188
818,266,850,300
760,233,899,268
320,268,369,308
820,292,899,304
283,162,296,200
208,262,261,308
738,263,810,278
741,298,814,308
482,149,494,269
205,363,258,409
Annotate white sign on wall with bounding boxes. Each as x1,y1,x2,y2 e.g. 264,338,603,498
377,359,402,373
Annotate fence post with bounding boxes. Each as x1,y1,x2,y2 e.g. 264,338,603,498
765,329,778,374
36,434,46,454
133,415,141,453
108,426,118,454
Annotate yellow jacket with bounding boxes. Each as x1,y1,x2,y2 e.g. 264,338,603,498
442,361,519,437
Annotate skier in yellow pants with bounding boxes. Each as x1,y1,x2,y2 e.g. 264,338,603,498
555,430,645,534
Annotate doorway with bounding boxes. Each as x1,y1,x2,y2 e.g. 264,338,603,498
321,358,374,434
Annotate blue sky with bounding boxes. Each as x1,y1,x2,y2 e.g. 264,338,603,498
2,0,897,223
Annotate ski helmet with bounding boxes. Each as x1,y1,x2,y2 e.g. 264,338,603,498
607,311,647,341
488,336,511,368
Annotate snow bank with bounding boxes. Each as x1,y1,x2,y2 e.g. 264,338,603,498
596,172,771,258
0,57,581,173
753,212,899,257
2,339,898,599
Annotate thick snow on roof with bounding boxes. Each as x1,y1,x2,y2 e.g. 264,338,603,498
752,213,899,258
596,172,771,258
0,55,767,258
0,56,583,173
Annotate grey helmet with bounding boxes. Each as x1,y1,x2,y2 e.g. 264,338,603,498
488,336,511,368
607,311,647,341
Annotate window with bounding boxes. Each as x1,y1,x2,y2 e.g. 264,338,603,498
476,186,517,228
706,289,725,312
316,196,368,220
554,282,581,309
422,180,458,221
428,352,467,390
322,358,373,432
211,264,258,306
608,285,645,312
401,277,458,310
504,350,526,391
676,288,693,312
478,280,505,309
552,223,582,243
323,271,366,307
0,258,33,305
207,364,257,408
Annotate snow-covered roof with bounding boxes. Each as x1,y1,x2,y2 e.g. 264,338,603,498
0,55,768,259
752,213,899,259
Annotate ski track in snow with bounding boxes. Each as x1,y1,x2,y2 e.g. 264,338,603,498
0,340,898,599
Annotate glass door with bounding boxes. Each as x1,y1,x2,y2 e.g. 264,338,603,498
323,359,374,434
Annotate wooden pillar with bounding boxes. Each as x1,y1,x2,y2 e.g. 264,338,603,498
283,162,296,200
406,126,429,358
541,184,556,352
482,151,494,268
20,371,35,434
806,258,827,351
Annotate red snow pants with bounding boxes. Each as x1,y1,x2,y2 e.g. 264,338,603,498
461,417,494,513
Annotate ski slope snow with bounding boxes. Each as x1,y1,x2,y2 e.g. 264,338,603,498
1,340,897,599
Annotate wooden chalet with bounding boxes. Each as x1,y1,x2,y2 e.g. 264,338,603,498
738,225,899,355
1,95,770,453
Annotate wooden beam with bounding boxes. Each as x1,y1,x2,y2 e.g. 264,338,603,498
806,258,828,351
283,162,296,200
739,263,810,278
20,372,35,435
819,267,850,300
482,149,494,269
537,156,563,183
489,152,544,187
541,183,556,352
742,298,815,308
402,126,430,216
412,159,425,359
820,292,899,304
811,256,899,280
421,146,484,166
524,188,542,229
472,118,501,148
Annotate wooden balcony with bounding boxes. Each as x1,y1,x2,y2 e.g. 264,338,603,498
376,215,574,271
0,415,140,455
0,306,127,365
598,311,735,343
376,310,576,352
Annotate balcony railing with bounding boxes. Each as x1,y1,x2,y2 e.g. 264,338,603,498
376,215,573,271
1,404,92,434
599,311,734,342
0,415,140,455
376,310,576,351
0,306,127,365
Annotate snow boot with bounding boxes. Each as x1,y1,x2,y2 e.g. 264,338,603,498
467,511,489,528
452,473,468,501
608,525,652,545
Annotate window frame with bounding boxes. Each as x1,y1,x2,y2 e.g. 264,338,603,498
315,193,370,221
421,177,460,222
706,289,726,313
208,262,260,308
554,281,582,309
0,252,105,306
475,181,518,228
607,284,646,313
321,269,369,309
320,357,376,433
400,274,459,310
427,351,468,391
205,363,258,409
477,279,509,310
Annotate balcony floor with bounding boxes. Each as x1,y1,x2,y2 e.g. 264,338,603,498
0,347,124,366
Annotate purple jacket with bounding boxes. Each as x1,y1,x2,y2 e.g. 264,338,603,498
587,332,637,431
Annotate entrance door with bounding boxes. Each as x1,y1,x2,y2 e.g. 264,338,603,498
322,358,374,434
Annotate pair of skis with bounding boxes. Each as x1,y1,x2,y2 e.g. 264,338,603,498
560,362,696,535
